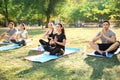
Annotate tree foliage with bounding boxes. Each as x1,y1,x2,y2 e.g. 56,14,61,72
0,0,120,27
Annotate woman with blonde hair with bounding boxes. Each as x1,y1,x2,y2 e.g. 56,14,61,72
39,22,56,50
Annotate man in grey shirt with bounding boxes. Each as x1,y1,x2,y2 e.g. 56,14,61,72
0,22,18,42
89,21,120,57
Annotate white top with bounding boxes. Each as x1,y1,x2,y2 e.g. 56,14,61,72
18,30,28,41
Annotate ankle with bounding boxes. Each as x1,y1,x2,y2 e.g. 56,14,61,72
102,51,108,57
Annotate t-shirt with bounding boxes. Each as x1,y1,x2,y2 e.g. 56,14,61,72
6,28,18,36
19,30,28,40
55,33,66,50
96,30,116,44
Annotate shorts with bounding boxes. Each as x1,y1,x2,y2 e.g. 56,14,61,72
98,41,120,53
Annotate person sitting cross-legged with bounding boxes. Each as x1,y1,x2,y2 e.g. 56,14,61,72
0,22,18,43
47,23,66,56
11,23,29,46
89,20,120,57
39,22,56,50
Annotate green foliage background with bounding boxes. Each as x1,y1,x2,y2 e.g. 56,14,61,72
0,0,120,27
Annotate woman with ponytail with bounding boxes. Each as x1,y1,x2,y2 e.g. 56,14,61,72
48,23,66,56
11,23,29,46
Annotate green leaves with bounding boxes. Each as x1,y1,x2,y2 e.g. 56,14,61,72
0,0,120,27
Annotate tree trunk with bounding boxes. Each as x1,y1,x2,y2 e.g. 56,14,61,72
5,14,8,27
4,0,9,27
46,14,50,28
41,14,44,29
38,19,40,26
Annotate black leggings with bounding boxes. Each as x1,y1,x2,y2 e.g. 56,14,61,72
11,39,26,46
50,47,64,56
39,39,49,46
39,39,64,56
39,39,52,52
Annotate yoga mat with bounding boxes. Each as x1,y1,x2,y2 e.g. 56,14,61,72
0,43,31,51
88,46,120,58
25,48,80,63
0,44,21,51
0,41,12,45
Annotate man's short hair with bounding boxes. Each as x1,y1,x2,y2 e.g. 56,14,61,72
9,22,14,25
103,20,110,25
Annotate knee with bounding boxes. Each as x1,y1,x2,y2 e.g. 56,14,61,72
1,34,5,37
89,41,93,45
39,39,42,43
115,41,120,46
2,34,6,38
43,45,51,51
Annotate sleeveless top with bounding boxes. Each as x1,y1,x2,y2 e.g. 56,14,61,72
48,30,54,42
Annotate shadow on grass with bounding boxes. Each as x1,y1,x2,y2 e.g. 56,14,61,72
16,51,80,80
27,50,45,57
0,44,6,47
16,60,69,80
0,69,7,80
84,55,120,80
28,50,38,55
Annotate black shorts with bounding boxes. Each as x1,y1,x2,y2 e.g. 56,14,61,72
98,42,120,53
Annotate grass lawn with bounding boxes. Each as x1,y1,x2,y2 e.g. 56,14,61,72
0,27,120,80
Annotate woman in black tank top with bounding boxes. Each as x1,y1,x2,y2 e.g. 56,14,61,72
39,23,55,48
48,29,54,42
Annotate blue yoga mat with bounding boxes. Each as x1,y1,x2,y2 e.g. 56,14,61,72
25,48,80,63
88,47,120,58
0,43,31,51
0,44,21,51
0,41,12,45
88,52,115,58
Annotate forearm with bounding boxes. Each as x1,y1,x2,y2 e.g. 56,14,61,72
103,35,116,43
1,32,7,37
56,41,65,46
9,33,17,40
42,30,49,39
91,36,101,42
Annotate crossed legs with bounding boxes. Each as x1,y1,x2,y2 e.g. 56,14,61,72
105,41,120,52
89,41,120,54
